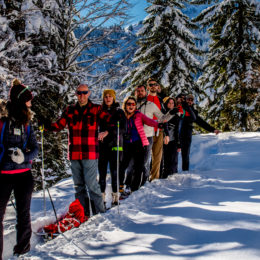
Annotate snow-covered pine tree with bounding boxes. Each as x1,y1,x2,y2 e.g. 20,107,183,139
193,0,260,131
75,23,138,101
123,0,201,96
0,0,131,188
0,0,69,188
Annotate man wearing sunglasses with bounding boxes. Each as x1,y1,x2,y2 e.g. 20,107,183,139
145,78,169,181
180,94,220,171
134,85,172,184
42,84,110,216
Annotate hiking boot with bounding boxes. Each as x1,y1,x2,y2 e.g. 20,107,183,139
13,243,30,256
119,185,124,193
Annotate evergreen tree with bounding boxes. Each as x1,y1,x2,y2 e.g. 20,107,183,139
123,0,201,95
75,24,138,100
194,0,260,131
0,0,130,188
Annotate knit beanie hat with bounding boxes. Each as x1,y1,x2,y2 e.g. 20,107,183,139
176,93,185,99
10,79,33,104
102,89,116,101
186,94,194,100
163,96,170,104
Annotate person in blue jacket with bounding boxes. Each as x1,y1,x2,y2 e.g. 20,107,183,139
0,79,38,259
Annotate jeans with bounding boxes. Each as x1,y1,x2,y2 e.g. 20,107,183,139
0,171,34,260
71,160,105,215
142,137,153,185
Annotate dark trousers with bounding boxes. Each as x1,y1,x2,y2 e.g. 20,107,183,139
120,140,146,192
98,144,122,193
0,171,34,259
180,135,192,171
162,141,179,178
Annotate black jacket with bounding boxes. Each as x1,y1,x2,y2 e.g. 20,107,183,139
99,102,126,149
166,112,181,148
180,104,215,138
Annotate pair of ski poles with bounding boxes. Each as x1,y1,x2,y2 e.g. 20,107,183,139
39,124,89,256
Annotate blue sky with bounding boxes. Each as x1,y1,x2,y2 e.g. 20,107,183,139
128,0,148,24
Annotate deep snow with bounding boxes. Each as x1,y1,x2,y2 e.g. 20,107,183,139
3,132,260,260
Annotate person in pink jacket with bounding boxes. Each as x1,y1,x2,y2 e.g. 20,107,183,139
119,96,164,195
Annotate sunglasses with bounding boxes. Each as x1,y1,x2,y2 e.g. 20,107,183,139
126,102,136,106
149,83,158,87
187,98,194,101
76,91,88,95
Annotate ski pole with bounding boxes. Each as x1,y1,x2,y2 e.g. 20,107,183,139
116,120,120,214
39,125,46,216
10,198,16,211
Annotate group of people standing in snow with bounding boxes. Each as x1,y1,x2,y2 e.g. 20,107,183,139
0,78,219,259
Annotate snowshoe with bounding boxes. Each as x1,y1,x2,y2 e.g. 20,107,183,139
35,228,60,242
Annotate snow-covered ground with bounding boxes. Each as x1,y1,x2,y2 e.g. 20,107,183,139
3,132,260,260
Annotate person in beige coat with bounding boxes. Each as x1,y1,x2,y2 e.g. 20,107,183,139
135,84,174,181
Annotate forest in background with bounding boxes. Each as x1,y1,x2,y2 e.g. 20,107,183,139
0,0,259,189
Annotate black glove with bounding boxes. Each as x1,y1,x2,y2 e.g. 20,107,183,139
169,107,179,115
38,115,50,128
158,122,166,129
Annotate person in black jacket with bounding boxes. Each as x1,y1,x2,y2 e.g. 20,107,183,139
98,89,126,207
180,94,220,171
0,79,38,259
161,97,181,178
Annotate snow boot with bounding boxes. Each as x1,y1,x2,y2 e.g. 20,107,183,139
111,192,119,206
13,243,30,257
119,185,124,194
119,186,131,200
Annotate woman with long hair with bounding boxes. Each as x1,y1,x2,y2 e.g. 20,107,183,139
0,79,38,259
98,89,126,207
161,97,181,178
120,96,163,195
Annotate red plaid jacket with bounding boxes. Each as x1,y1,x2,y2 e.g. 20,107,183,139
50,101,110,160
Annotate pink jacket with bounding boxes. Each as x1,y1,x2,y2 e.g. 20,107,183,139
133,111,158,146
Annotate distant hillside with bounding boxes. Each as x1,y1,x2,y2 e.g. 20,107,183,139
75,5,210,96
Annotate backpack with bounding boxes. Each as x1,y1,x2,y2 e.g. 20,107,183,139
0,120,31,165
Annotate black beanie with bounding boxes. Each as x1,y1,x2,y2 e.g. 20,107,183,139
176,93,185,99
10,79,33,104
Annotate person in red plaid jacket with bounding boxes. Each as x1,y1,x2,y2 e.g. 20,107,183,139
43,84,110,215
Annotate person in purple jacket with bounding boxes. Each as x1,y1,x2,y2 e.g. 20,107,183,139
0,79,38,259
119,96,164,196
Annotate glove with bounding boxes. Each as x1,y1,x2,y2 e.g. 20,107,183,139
38,115,50,128
158,122,166,129
169,107,179,115
10,148,25,164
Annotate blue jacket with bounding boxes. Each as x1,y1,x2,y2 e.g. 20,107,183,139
1,119,39,172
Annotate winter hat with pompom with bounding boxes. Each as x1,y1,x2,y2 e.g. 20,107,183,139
9,79,33,104
102,89,116,101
